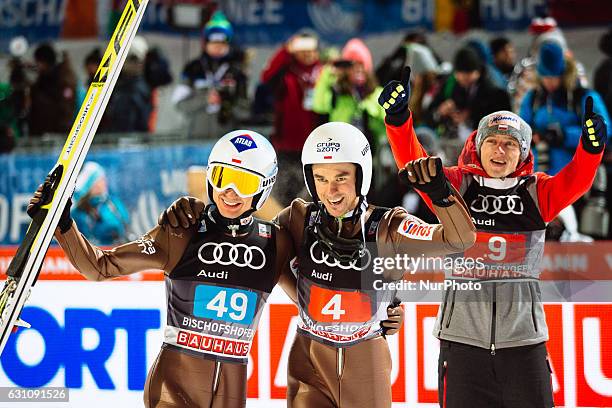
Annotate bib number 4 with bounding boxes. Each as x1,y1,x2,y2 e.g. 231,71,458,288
307,285,373,323
321,294,346,320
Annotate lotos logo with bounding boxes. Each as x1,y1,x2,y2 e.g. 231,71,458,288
231,134,258,153
397,218,434,241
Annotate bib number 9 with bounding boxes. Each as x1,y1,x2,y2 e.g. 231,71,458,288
194,285,257,324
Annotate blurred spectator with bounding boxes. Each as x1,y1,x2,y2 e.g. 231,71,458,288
172,11,248,138
546,205,594,242
0,80,20,151
99,36,153,133
143,45,173,133
83,47,102,86
466,38,507,89
28,43,78,136
261,30,321,206
75,47,102,119
401,43,441,125
0,125,15,153
376,30,442,86
312,38,384,150
7,36,30,139
426,46,511,161
489,36,516,84
594,28,612,118
520,40,611,175
72,162,130,245
509,16,587,112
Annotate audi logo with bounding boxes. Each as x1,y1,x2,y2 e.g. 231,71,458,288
470,194,524,215
309,241,371,271
198,242,266,270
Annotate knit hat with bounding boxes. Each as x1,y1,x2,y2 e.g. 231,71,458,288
341,38,373,73
203,11,233,43
537,40,565,77
74,162,107,203
476,111,532,162
453,47,483,73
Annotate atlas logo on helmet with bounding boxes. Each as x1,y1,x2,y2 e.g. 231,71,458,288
230,134,258,153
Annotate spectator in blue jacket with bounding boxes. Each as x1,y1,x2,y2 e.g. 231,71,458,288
520,40,611,175
72,162,130,245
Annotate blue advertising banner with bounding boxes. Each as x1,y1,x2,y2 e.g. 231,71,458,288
0,142,214,245
1,0,435,51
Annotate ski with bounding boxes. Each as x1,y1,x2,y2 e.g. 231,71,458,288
0,0,149,355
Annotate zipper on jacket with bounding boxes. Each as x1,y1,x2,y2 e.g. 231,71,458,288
490,282,497,355
528,282,539,333
438,289,451,337
445,288,456,328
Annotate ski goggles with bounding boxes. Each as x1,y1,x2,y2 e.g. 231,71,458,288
208,164,273,198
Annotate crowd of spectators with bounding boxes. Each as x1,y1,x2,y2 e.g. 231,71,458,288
1,14,611,239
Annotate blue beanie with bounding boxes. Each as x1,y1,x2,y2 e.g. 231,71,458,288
537,41,565,77
203,11,233,43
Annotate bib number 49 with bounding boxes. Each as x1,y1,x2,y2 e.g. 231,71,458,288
207,291,249,321
194,285,257,324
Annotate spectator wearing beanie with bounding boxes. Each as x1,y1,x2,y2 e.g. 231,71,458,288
490,36,516,79
520,40,611,175
172,11,248,138
426,46,511,146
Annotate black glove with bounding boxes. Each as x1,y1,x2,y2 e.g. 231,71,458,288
158,196,206,229
381,297,403,337
581,95,607,154
378,66,411,126
400,157,454,207
27,177,73,233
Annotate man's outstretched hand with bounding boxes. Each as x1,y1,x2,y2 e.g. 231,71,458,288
378,66,411,123
582,95,607,154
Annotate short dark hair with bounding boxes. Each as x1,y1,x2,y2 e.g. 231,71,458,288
490,37,511,56
34,43,56,66
84,48,102,67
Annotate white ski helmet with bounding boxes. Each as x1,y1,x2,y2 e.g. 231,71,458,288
207,130,278,211
301,122,372,201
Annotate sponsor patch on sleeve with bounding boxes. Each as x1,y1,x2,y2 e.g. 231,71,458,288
258,223,272,238
396,215,434,241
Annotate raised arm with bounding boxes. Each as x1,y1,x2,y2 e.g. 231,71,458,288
378,66,428,169
536,95,607,222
